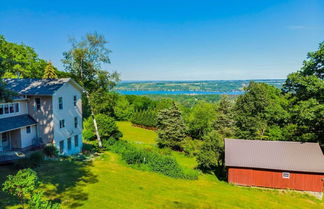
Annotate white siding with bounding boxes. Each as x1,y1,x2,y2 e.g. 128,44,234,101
52,82,82,155
20,125,37,148
0,101,28,119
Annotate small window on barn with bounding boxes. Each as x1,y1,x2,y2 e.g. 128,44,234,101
282,172,290,179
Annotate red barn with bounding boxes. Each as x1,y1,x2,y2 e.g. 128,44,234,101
225,139,324,198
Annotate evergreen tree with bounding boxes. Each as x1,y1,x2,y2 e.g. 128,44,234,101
42,62,58,79
156,103,186,150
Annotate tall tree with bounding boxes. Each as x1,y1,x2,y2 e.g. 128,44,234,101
42,61,58,79
156,103,186,150
213,95,235,137
283,42,324,143
0,35,47,78
62,32,120,147
186,101,217,140
234,82,289,140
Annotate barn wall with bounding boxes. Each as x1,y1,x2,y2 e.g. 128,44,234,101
228,167,324,192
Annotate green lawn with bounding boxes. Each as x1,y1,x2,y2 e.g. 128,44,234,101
117,121,157,145
0,121,323,209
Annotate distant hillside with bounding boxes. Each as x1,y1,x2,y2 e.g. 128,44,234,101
115,79,285,93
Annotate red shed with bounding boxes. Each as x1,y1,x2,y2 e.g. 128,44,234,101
225,139,324,197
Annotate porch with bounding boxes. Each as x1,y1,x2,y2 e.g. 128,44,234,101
0,114,42,162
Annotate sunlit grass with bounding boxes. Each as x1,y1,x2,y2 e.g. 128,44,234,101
0,122,322,208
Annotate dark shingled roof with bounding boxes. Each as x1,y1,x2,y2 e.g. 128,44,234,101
225,138,324,173
3,78,71,96
0,114,37,132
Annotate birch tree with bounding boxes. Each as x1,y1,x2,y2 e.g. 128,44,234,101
62,32,119,147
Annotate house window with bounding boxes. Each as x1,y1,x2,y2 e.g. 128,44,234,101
4,104,9,114
282,172,290,179
15,103,19,112
73,96,77,106
59,140,64,153
74,135,79,147
74,117,78,128
26,126,31,134
59,120,65,128
9,104,14,113
67,137,72,150
59,97,63,110
0,105,3,115
35,98,41,111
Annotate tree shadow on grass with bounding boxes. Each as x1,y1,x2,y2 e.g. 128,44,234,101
0,159,98,209
36,159,98,208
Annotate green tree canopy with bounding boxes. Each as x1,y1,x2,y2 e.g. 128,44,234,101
235,82,289,140
42,61,58,79
156,103,186,150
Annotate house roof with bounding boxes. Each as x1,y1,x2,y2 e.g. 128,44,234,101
0,114,37,133
3,78,83,96
225,138,324,173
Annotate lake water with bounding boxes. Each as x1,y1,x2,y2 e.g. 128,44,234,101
116,90,244,95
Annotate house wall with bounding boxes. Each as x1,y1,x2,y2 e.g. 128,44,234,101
52,82,82,155
20,125,37,148
0,101,28,119
228,167,324,192
27,96,53,144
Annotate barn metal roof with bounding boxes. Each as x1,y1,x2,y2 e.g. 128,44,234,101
225,138,324,173
0,114,37,133
3,78,79,96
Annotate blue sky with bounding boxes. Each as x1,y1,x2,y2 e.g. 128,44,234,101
0,0,323,80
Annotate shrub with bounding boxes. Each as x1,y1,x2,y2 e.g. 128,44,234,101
29,151,45,167
2,168,39,206
95,114,123,140
43,144,58,158
108,140,198,180
29,191,61,209
14,151,44,169
197,131,224,174
181,137,203,157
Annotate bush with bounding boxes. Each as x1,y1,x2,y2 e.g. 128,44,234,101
43,144,58,158
15,151,44,169
181,137,203,157
197,131,224,175
109,140,198,180
95,114,123,140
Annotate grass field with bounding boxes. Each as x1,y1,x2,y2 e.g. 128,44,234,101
0,121,323,209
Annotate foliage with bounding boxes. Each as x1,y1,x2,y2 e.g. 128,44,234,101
113,95,134,120
15,151,44,169
2,168,39,206
43,145,59,158
234,82,289,140
283,42,324,144
213,95,235,137
28,191,60,209
125,95,157,110
95,114,122,140
108,139,198,179
156,103,186,150
82,117,96,140
197,131,225,174
62,32,119,93
90,90,119,117
42,62,58,79
186,101,217,139
181,137,203,157
0,35,47,79
130,109,157,127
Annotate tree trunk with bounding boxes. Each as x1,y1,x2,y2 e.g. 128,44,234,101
86,92,102,148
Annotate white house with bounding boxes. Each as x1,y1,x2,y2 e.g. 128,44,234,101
0,78,83,159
